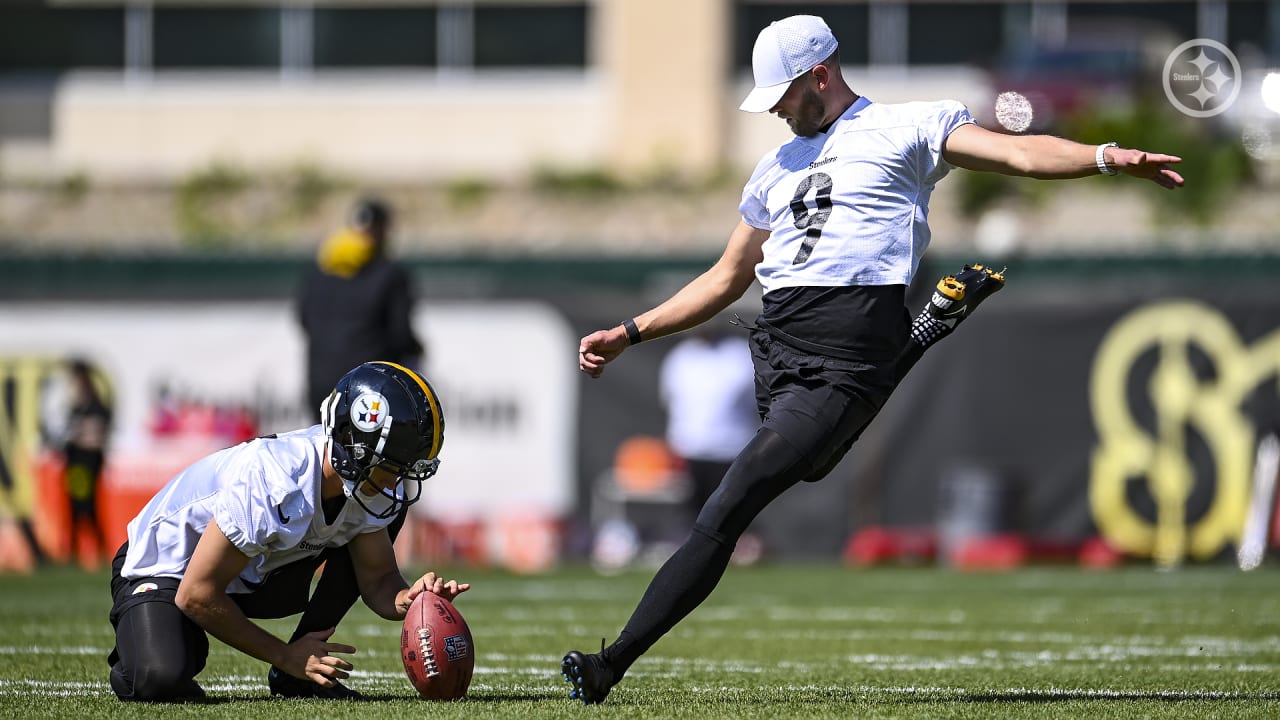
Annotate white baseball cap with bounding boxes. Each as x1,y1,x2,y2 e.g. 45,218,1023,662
739,15,840,113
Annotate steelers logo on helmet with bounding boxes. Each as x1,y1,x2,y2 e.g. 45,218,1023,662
325,361,445,519
351,391,390,433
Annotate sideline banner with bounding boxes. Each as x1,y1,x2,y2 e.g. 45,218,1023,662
2,281,1277,569
551,280,1280,565
0,301,576,570
860,285,1280,565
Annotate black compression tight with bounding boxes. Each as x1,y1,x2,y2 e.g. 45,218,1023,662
603,428,813,676
109,601,208,701
108,505,411,701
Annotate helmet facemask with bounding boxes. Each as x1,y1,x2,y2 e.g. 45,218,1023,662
334,443,439,519
321,363,444,520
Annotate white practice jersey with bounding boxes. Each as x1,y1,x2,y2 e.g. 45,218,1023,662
122,425,400,593
740,97,974,292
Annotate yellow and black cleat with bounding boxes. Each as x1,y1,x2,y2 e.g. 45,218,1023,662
927,263,1006,324
936,275,966,302
897,263,1008,382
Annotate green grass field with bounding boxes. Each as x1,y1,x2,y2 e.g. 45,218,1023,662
1,563,1278,719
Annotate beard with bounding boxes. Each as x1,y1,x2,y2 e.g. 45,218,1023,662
787,86,828,137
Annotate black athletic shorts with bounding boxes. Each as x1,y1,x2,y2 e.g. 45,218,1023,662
108,543,182,627
106,540,348,680
748,327,894,480
109,541,333,626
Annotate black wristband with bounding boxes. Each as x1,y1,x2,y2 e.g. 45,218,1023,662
622,318,643,346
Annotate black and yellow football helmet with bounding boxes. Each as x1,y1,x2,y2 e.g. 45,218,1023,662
321,361,444,518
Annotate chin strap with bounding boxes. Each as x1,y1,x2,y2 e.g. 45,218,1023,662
324,436,360,501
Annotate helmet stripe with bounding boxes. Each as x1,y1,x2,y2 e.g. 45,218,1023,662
374,361,443,459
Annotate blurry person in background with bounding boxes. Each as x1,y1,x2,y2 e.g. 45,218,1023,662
562,14,1183,705
107,362,464,702
61,358,111,568
297,197,425,415
658,321,762,562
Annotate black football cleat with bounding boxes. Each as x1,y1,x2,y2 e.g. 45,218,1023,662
561,650,615,705
910,263,1006,348
268,665,363,700
894,263,1007,384
926,263,1006,327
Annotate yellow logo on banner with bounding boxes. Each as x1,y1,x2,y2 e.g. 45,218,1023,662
0,357,111,520
1090,301,1280,566
0,358,58,519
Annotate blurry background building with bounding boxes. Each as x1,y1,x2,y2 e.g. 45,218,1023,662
1,0,1277,253
1,0,1279,573
0,0,1274,177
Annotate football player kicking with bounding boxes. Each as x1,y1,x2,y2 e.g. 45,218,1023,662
107,361,468,702
563,14,1183,706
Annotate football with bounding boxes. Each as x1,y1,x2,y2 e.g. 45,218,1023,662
400,591,475,700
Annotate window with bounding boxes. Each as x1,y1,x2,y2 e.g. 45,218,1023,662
0,5,124,71
1066,2,1197,43
153,7,280,69
2,1,598,73
314,7,438,68
474,5,588,67
1227,1,1270,58
908,3,1004,66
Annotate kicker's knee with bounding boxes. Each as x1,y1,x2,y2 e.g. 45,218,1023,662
694,429,812,537
691,523,732,547
126,660,196,702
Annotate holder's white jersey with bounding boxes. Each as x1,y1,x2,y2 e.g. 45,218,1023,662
740,97,974,292
121,425,399,593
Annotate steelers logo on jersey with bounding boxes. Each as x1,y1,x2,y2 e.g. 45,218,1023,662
351,391,390,432
132,582,159,595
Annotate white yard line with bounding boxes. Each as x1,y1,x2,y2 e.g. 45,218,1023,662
1,677,1275,700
